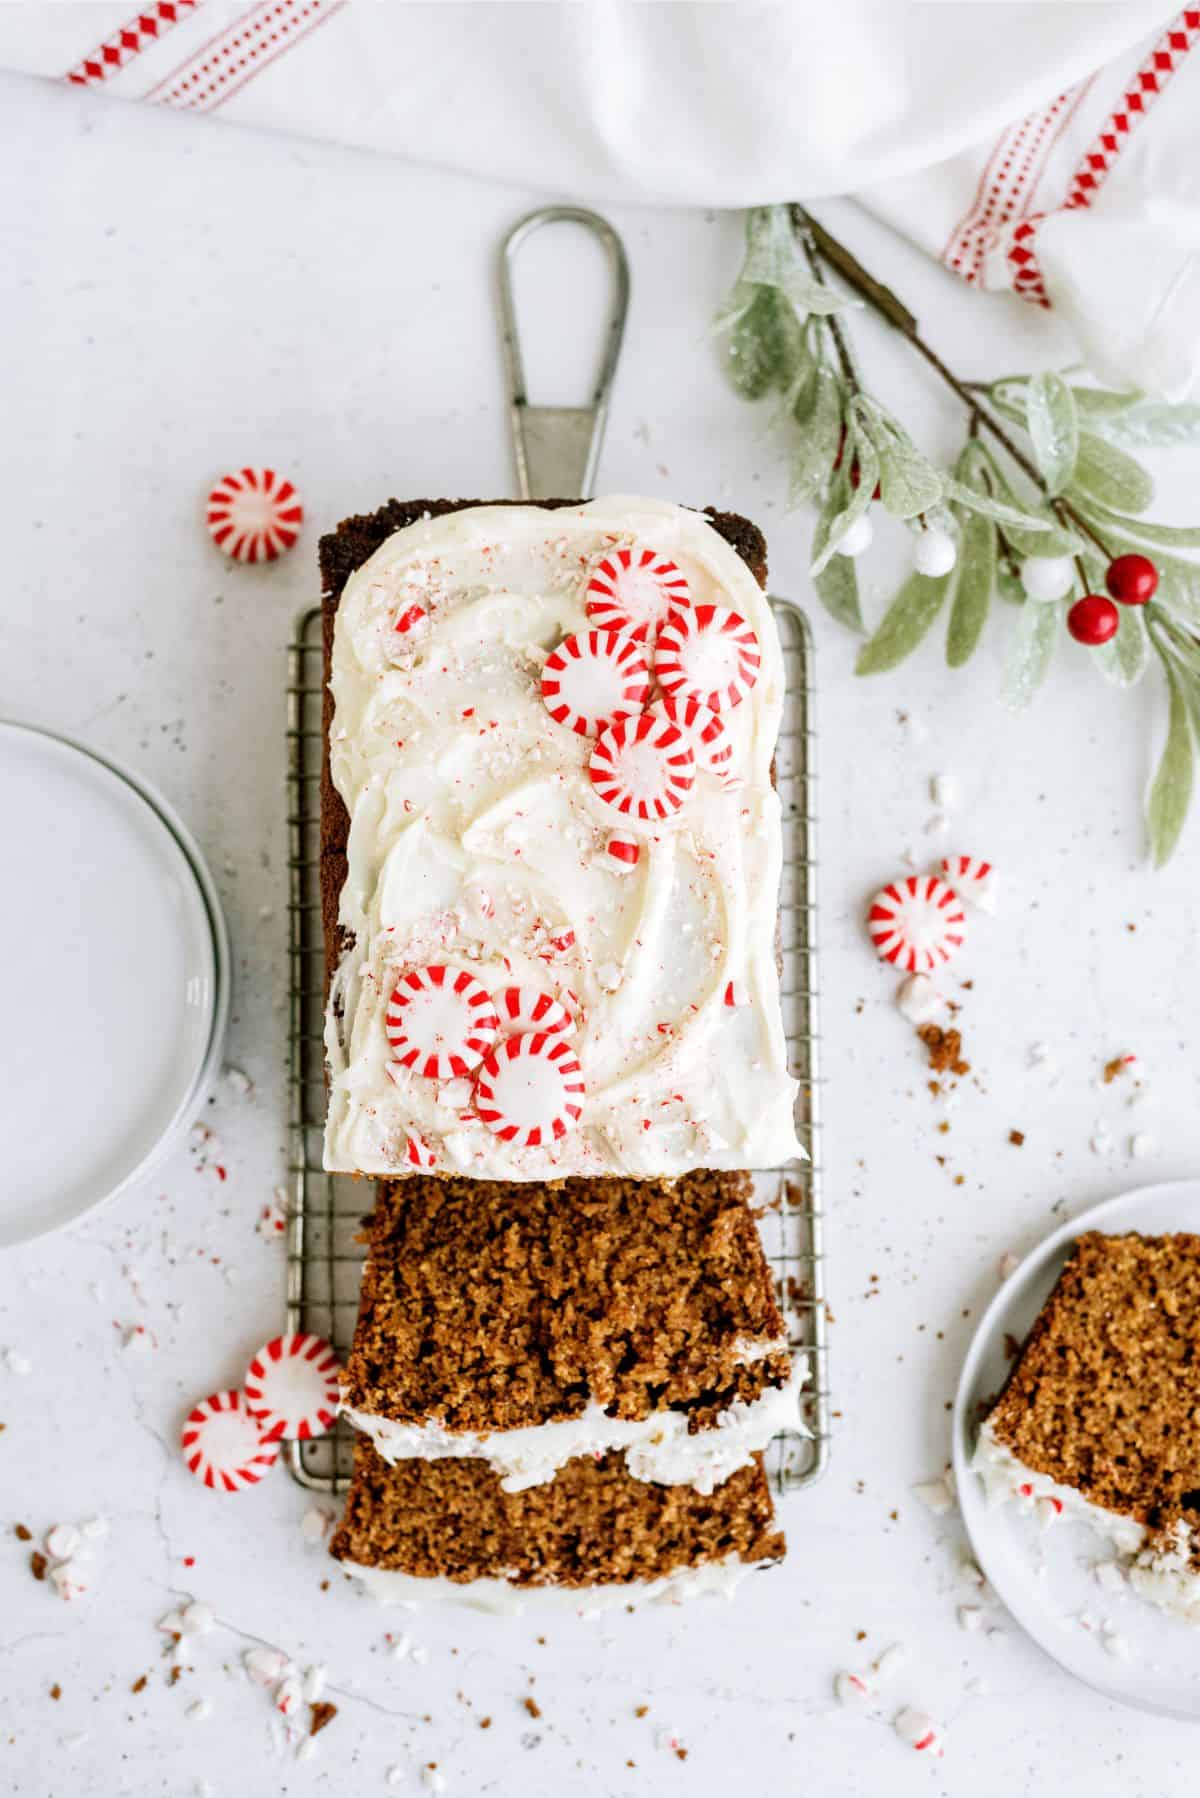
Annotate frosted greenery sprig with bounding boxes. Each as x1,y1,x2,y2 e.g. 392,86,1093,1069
716,204,1200,866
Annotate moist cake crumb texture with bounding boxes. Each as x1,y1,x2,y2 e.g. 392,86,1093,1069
329,1441,784,1587
987,1231,1200,1529
341,1170,791,1435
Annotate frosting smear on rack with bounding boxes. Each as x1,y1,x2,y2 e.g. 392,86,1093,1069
323,496,800,1180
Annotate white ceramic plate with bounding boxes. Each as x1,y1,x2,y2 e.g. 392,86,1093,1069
953,1181,1200,1719
0,723,229,1245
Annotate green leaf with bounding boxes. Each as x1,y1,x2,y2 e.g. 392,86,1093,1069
855,571,953,676
738,205,851,316
1001,600,1057,710
964,445,1082,554
995,556,1026,605
1069,385,1145,418
810,477,864,632
1102,402,1200,449
712,277,758,338
1093,603,1150,688
994,516,1082,558
943,477,1056,534
1147,654,1195,866
1069,431,1155,513
945,510,995,668
868,416,945,519
788,366,844,506
1026,372,1079,495
740,206,794,288
811,426,879,574
726,287,805,401
1075,501,1200,551
1149,552,1200,628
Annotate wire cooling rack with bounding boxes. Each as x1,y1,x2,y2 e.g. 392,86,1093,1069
284,599,827,1494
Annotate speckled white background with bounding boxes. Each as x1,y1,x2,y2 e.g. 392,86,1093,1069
3,69,1200,1798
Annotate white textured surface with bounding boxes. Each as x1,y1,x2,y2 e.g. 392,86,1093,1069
3,69,1200,1797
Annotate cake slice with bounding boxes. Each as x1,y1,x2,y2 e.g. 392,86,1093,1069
975,1231,1200,1620
320,495,800,1181
328,1439,785,1611
339,1169,805,1493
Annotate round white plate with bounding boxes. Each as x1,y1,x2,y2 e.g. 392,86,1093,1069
0,723,228,1246
953,1181,1200,1720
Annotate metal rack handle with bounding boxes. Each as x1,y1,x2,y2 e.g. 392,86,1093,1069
499,205,630,501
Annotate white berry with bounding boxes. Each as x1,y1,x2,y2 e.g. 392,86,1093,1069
1021,555,1074,603
914,529,957,577
836,513,874,559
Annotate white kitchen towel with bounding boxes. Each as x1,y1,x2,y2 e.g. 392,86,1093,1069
1,1,1195,390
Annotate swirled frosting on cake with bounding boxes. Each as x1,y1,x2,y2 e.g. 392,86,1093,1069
323,497,800,1179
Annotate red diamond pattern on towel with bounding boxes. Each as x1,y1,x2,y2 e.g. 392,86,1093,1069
64,0,198,86
1002,7,1200,309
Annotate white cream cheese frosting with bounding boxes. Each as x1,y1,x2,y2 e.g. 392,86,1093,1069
342,1353,808,1496
323,496,801,1179
974,1418,1200,1625
341,1551,772,1616
973,1418,1146,1552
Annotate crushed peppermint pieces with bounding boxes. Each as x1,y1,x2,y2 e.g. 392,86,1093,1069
894,1707,944,1756
912,1473,955,1517
834,1671,873,1708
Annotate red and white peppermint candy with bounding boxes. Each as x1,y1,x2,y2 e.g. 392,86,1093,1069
492,984,573,1036
605,831,641,872
589,712,695,822
392,602,428,637
940,854,997,913
205,467,302,564
585,546,691,641
540,630,650,737
405,1131,436,1170
654,605,761,713
385,965,500,1079
244,1333,342,1444
180,1390,280,1493
648,694,733,774
474,1032,585,1148
867,875,967,974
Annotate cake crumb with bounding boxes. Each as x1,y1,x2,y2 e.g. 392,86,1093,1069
14,1523,32,1541
30,1551,47,1581
131,1675,148,1695
1008,1129,1025,1147
479,1717,492,1730
522,1697,542,1720
309,1702,338,1736
49,1684,62,1701
918,1025,970,1077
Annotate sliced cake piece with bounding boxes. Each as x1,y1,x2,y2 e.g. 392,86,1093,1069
329,1439,785,1611
319,495,800,1181
975,1230,1200,1620
340,1170,805,1494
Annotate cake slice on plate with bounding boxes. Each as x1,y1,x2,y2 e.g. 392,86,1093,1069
339,1170,806,1494
328,1439,785,1613
319,495,800,1181
975,1230,1200,1620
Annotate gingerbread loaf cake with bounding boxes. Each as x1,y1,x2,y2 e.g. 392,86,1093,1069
319,496,800,1181
339,1169,805,1493
975,1231,1200,1621
329,1438,785,1609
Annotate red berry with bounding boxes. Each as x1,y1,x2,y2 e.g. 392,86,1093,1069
1105,553,1158,606
1067,593,1120,646
831,425,882,498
